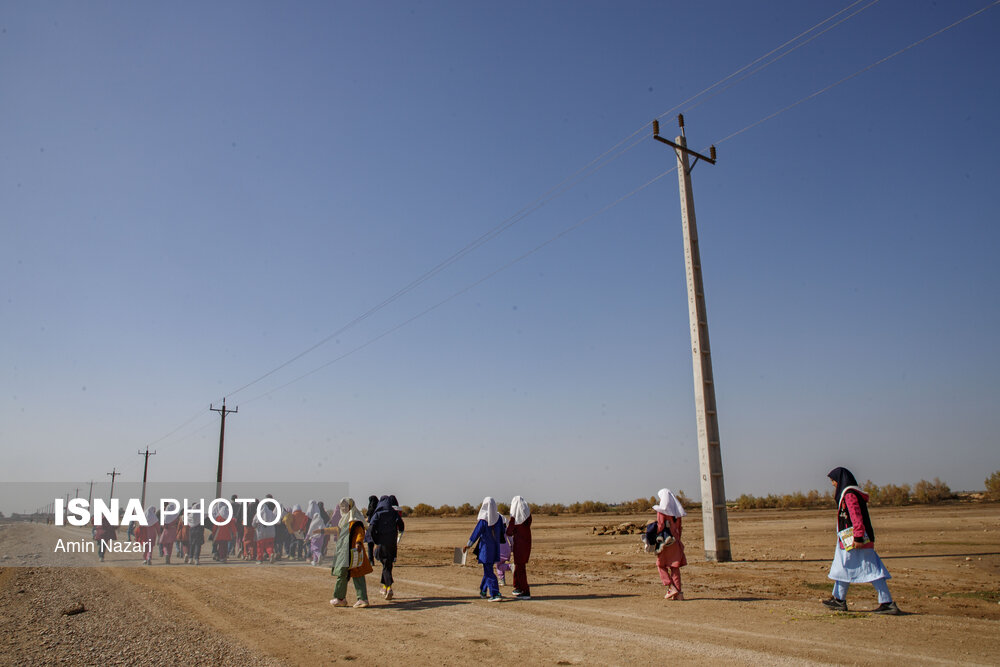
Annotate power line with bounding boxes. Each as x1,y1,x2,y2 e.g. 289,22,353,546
136,3,878,451
241,166,679,406
682,0,883,114
713,0,1000,148
220,4,876,404
654,0,878,121
145,408,208,448
221,133,649,402
234,1,1000,407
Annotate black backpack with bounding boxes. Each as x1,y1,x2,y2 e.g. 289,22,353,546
370,509,398,546
643,521,675,554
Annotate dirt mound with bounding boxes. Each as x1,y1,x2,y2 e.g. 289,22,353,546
592,521,647,535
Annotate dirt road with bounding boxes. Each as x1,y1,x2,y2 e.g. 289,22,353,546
1,504,998,665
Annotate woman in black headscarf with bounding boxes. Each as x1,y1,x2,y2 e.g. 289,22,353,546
824,467,900,615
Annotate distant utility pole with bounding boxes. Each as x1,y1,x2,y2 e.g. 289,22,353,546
652,115,731,562
106,468,120,502
138,447,157,508
210,399,238,500
87,480,94,508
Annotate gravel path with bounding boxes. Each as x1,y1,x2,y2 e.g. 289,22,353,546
0,567,280,666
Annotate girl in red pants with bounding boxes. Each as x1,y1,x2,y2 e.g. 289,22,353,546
652,488,687,600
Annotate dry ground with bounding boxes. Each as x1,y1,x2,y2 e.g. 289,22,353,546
1,503,998,665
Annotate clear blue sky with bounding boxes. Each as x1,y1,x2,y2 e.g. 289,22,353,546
2,1,998,509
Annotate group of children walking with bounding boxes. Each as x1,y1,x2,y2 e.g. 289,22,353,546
99,467,902,615
125,497,349,567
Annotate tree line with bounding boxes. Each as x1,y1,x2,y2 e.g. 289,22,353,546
397,472,1000,516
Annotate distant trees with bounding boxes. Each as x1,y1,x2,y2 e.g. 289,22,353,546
912,478,952,504
402,502,496,517
864,481,911,506
731,478,960,510
409,503,436,517
527,502,566,516
986,471,1000,501
614,496,658,513
397,476,975,518
735,489,833,510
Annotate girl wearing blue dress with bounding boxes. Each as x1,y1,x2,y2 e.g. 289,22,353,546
824,467,901,615
463,497,507,602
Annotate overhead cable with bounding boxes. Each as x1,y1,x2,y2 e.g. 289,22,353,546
713,0,1000,147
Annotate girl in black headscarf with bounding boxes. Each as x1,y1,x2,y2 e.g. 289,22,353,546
824,467,900,615
365,495,379,563
370,495,405,599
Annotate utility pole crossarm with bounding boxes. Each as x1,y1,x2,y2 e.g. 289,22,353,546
652,117,717,170
106,468,120,503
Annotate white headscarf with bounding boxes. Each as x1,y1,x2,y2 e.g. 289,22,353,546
337,497,367,531
145,506,160,527
510,496,531,525
212,502,231,523
160,503,180,526
477,497,499,526
305,500,320,517
652,488,687,518
256,503,276,526
292,504,302,513
308,512,326,535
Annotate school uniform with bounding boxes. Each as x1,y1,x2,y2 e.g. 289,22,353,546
505,496,533,597
370,495,406,590
467,497,506,599
826,467,898,613
652,489,687,599
319,498,373,607
253,506,277,562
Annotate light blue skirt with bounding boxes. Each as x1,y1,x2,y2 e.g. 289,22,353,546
828,543,891,583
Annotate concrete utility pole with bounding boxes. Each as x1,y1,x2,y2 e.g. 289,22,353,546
138,447,157,508
653,115,731,562
106,468,120,503
210,399,238,500
87,480,93,508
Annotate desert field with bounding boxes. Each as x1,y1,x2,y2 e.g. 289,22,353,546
1,503,998,665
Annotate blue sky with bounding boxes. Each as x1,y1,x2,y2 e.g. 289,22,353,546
2,1,999,509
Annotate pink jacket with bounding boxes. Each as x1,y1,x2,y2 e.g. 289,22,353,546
842,492,874,549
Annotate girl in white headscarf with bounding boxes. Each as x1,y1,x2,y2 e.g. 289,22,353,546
462,497,507,601
307,512,327,566
253,501,278,564
652,488,687,600
505,496,533,599
313,498,373,608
